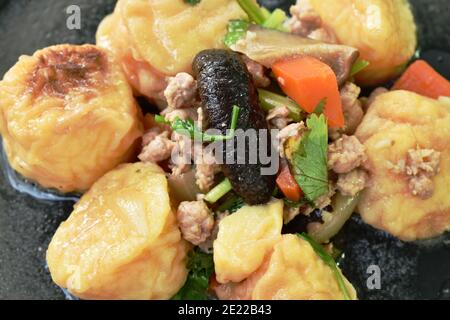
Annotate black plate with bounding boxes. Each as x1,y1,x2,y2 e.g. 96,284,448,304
0,0,449,300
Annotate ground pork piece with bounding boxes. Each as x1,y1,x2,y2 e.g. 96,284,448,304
328,135,367,174
288,0,337,43
388,148,441,199
242,56,270,88
340,82,364,134
336,169,368,196
408,174,434,200
164,72,197,109
330,83,364,140
363,87,389,112
176,200,214,246
267,105,292,129
288,1,321,36
195,148,220,192
405,148,441,177
138,131,175,163
141,127,161,146
277,122,306,157
198,211,229,254
307,27,337,43
169,132,193,176
403,148,440,199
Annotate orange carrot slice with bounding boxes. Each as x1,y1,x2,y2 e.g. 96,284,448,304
393,60,450,99
276,164,303,202
272,56,344,128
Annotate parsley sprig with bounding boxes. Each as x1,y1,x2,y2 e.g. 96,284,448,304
297,233,351,300
155,105,240,142
291,114,329,202
172,249,214,300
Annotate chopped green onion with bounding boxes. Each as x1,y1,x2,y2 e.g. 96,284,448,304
224,20,249,47
184,0,201,5
204,178,233,203
155,105,240,142
258,89,305,122
237,0,266,25
262,8,287,31
228,19,250,32
297,233,352,300
261,7,271,20
350,59,370,76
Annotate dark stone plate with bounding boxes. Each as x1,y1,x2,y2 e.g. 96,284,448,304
0,0,449,300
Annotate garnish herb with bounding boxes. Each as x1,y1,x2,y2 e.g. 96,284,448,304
155,105,240,142
313,98,327,115
224,1,288,47
297,233,351,300
262,8,287,31
216,195,245,213
224,20,250,47
291,114,329,202
184,0,201,5
258,89,305,122
204,178,233,203
237,0,266,25
172,249,214,300
350,59,370,76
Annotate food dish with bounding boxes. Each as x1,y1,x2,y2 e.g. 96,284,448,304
0,0,449,300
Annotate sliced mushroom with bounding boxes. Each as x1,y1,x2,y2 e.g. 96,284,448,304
231,25,359,86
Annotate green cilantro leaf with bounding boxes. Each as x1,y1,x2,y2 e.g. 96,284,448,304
172,249,214,300
297,233,351,300
313,98,327,115
291,114,329,202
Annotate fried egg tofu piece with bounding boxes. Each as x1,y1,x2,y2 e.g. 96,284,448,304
306,0,417,86
96,0,246,101
47,163,188,300
0,44,143,193
355,90,450,241
215,235,357,300
213,200,283,284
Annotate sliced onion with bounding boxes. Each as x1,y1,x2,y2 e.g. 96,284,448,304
308,192,361,243
167,170,201,204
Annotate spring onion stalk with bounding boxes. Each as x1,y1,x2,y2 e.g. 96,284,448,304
262,8,287,31
298,233,352,300
350,59,370,76
204,178,233,203
258,89,305,122
261,7,271,20
308,192,361,244
237,0,266,25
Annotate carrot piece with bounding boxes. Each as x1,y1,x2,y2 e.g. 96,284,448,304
272,57,344,128
276,164,303,202
393,60,450,99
